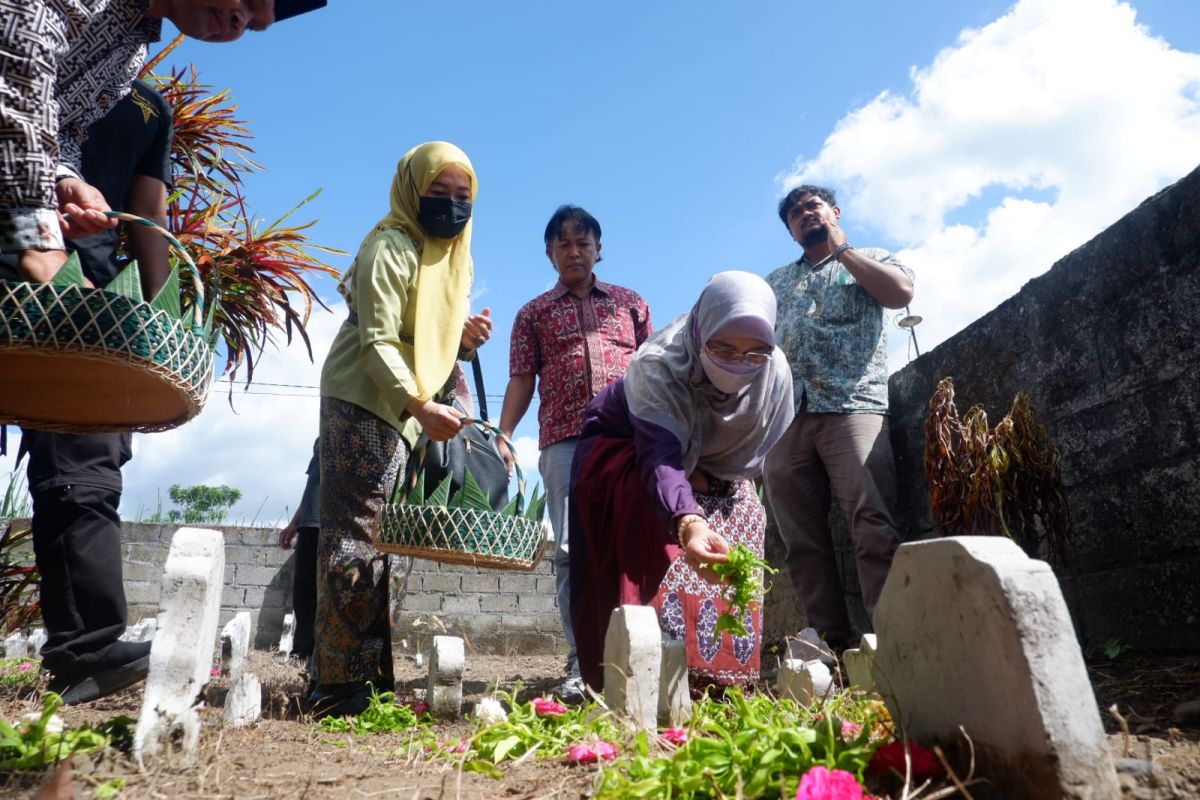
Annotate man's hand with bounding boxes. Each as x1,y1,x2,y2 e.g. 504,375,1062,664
497,434,516,475
680,519,731,584
279,521,298,549
460,307,493,351
407,398,465,442
824,217,848,250
17,249,70,283
55,178,116,240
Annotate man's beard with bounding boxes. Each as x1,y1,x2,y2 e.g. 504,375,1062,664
801,225,830,247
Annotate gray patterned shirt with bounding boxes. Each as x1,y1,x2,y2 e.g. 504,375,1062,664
767,247,913,415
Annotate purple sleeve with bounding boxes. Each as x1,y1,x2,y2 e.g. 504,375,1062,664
586,381,703,528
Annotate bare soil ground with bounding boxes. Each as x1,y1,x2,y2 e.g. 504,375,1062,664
1,651,1197,799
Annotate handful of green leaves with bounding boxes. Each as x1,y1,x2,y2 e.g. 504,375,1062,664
709,544,776,641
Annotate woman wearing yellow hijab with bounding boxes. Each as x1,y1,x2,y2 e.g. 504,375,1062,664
312,142,492,716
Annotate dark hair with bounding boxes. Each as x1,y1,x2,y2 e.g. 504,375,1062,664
544,205,602,247
777,185,837,226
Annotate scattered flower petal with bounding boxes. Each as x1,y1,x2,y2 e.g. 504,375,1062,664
795,766,864,800
565,741,619,764
411,700,430,716
210,666,219,677
566,743,598,764
841,720,862,737
868,741,945,781
532,697,567,716
17,662,34,672
660,727,689,745
476,697,508,726
593,741,618,760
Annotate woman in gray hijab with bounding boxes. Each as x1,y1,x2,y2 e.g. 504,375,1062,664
568,271,793,691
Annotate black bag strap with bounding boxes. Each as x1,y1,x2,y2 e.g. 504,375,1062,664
471,354,489,421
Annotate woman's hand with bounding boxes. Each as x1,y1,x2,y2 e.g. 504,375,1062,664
680,519,731,584
407,398,465,442
460,307,493,351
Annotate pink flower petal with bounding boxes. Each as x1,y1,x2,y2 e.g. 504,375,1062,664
412,700,430,715
565,743,598,764
532,697,568,716
17,662,34,672
841,721,862,737
795,766,864,800
593,741,619,760
660,727,689,745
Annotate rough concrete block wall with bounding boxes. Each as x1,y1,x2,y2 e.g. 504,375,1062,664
767,163,1200,651
119,522,564,654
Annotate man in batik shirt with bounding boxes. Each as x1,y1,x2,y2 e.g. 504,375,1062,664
499,205,651,701
764,185,915,653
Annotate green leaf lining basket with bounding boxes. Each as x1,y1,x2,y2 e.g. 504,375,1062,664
0,212,214,433
373,419,552,571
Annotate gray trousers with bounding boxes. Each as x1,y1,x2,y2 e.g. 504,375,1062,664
539,438,579,674
763,411,900,643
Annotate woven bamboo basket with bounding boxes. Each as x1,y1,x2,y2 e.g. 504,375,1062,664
0,212,214,433
373,420,551,571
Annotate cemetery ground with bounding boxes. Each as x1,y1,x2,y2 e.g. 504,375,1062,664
1,649,1198,799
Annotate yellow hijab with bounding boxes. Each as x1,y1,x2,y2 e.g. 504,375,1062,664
359,141,478,400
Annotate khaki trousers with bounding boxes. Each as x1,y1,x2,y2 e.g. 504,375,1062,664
763,410,900,643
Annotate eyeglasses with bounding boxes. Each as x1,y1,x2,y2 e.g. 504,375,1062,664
703,342,774,366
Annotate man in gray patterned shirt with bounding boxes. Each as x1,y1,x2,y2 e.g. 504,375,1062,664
763,184,915,652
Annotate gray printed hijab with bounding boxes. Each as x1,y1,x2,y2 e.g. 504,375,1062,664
624,270,794,480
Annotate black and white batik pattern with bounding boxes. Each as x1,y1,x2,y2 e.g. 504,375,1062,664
0,0,159,252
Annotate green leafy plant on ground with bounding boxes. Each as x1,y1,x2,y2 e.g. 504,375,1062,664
708,544,776,641
596,688,879,799
924,377,1072,561
318,687,426,735
0,693,132,770
1103,638,1132,660
0,658,41,690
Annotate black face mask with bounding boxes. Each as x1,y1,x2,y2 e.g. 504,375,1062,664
418,197,472,239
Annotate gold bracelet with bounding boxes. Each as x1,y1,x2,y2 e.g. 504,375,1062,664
676,514,705,547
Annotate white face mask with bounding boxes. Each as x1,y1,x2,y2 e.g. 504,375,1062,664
699,350,763,394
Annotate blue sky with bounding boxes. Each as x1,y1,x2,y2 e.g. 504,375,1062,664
4,0,1199,524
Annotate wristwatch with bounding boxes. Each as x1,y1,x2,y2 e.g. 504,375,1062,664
676,514,705,547
831,242,854,260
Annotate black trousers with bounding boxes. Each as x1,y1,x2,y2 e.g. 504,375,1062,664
292,526,318,657
22,430,132,677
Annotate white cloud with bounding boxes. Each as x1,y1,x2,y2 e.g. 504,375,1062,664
782,0,1200,367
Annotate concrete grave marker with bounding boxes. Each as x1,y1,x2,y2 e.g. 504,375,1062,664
278,612,295,655
220,612,251,679
425,635,465,719
787,626,835,667
777,659,833,706
27,628,47,657
874,536,1120,800
224,673,262,728
603,605,661,730
658,637,692,727
842,633,878,693
134,528,225,765
3,632,25,660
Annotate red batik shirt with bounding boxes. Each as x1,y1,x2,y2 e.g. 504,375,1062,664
510,278,652,449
